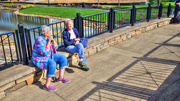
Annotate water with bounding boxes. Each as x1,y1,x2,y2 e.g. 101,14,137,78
0,9,97,46
0,9,60,33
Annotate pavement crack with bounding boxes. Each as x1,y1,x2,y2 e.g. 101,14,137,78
140,61,159,87
163,46,180,59
53,92,66,101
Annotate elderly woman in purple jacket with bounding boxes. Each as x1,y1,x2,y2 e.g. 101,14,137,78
32,25,70,92
62,19,89,71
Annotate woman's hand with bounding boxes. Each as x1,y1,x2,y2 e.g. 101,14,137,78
48,37,54,43
48,37,58,48
46,37,53,49
75,38,80,41
46,37,58,48
74,40,79,46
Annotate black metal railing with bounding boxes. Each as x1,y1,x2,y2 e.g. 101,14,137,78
25,21,68,59
82,12,109,38
114,8,132,29
0,3,172,69
136,7,147,21
0,31,20,70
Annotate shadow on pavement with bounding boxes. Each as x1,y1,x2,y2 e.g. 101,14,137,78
78,33,180,100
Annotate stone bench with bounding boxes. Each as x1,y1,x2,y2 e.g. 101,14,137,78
0,18,171,99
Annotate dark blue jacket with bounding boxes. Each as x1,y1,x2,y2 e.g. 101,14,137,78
175,0,180,7
62,28,80,48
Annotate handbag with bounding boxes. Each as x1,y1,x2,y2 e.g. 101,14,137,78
80,38,88,47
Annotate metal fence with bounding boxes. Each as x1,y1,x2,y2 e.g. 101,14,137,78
82,12,109,38
0,31,20,70
0,3,172,70
25,21,68,59
114,8,132,29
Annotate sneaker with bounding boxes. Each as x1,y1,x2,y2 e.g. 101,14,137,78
78,61,89,71
57,77,70,83
78,61,84,67
43,85,57,92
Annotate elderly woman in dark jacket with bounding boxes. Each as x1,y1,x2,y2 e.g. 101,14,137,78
174,0,180,22
62,19,89,71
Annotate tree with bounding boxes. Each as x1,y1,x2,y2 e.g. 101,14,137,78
149,0,155,4
118,0,120,8
48,0,49,6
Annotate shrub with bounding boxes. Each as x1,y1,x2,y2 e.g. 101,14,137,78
22,6,26,9
30,5,35,7
26,5,30,8
8,4,12,7
4,3,10,7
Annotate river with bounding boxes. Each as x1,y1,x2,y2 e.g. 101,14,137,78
0,9,60,33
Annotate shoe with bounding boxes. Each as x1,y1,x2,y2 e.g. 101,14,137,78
57,77,70,83
43,85,57,92
78,61,84,67
78,61,89,71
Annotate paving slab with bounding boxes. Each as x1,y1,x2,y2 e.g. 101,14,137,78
1,24,180,101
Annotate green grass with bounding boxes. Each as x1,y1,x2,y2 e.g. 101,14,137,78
18,3,170,21
105,2,175,10
103,5,118,7
84,11,162,23
19,7,107,18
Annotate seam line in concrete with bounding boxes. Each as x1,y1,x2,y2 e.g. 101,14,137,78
140,61,159,87
53,92,66,101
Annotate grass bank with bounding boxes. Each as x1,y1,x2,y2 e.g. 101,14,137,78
19,6,107,18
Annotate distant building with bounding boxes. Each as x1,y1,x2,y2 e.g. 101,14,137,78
1,0,148,4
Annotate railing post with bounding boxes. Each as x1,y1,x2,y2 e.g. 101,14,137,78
158,3,163,19
134,5,136,23
13,31,19,61
109,7,115,33
15,29,22,62
147,3,151,22
130,4,136,26
74,13,84,38
167,3,171,17
18,24,28,65
24,28,31,60
27,29,32,58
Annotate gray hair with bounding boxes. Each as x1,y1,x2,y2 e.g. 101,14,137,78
41,25,50,35
65,19,72,26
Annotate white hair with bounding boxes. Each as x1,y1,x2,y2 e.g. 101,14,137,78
41,25,50,35
65,19,72,26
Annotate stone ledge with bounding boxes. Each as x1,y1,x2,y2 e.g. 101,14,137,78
0,65,34,87
86,18,171,54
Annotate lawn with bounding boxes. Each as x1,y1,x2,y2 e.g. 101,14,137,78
19,3,170,22
106,2,175,10
83,11,163,23
19,6,107,18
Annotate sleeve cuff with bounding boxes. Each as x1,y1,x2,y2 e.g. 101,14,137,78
73,39,76,42
55,45,59,50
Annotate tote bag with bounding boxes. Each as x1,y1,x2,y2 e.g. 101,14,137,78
80,38,88,47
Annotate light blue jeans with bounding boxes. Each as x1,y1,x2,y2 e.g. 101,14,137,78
47,53,67,77
65,43,87,64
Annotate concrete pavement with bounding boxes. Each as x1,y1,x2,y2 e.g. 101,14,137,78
1,24,180,101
